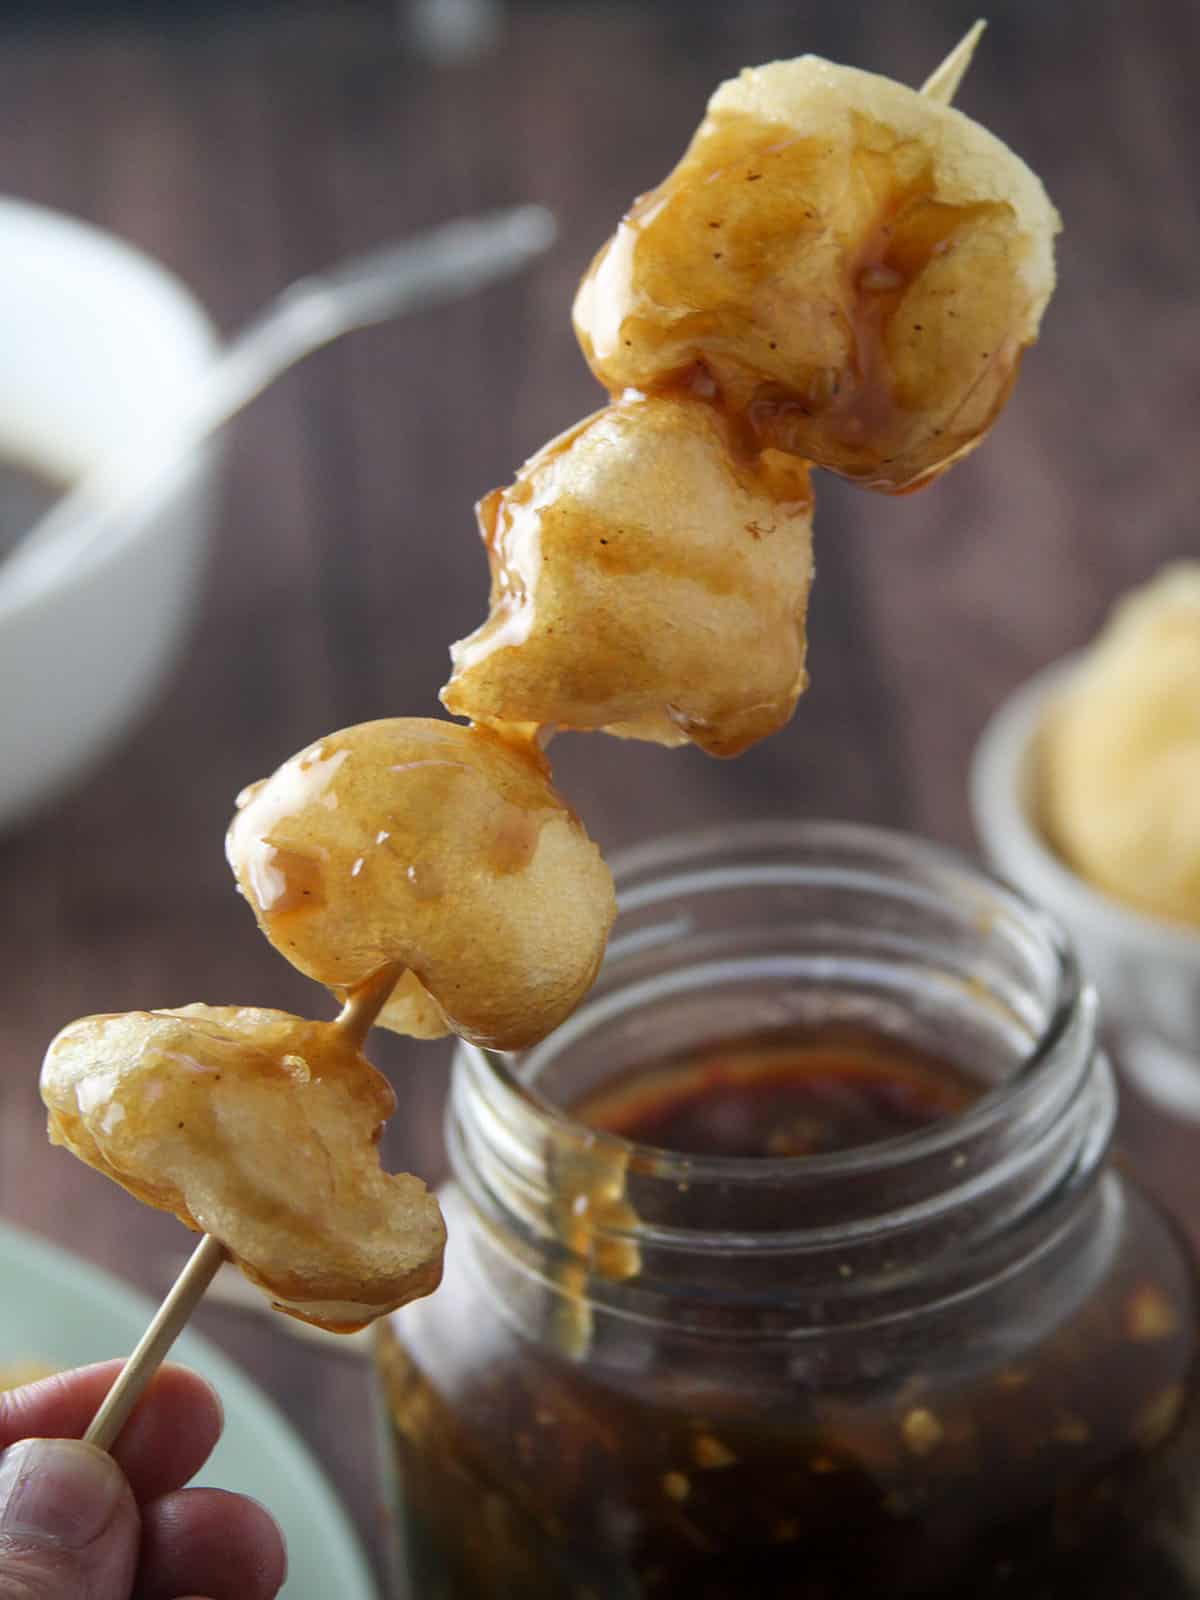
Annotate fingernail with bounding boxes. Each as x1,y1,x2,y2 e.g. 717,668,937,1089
0,1438,124,1549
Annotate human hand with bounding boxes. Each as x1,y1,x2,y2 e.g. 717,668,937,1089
0,1360,286,1599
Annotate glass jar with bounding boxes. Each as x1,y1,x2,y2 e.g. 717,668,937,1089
375,821,1200,1598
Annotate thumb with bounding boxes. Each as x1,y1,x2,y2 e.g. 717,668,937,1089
0,1437,138,1599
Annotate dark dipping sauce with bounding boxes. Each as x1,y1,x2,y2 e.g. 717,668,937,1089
0,455,65,565
572,1029,980,1159
377,1028,1200,1598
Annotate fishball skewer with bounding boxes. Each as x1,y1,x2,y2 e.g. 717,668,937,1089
34,26,1057,1468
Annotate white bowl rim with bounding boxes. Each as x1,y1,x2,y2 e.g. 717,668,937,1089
0,195,220,622
969,654,1200,963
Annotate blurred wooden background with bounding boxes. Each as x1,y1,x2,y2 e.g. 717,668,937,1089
0,0,1197,1585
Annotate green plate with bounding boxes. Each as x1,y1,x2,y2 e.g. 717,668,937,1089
0,1219,376,1600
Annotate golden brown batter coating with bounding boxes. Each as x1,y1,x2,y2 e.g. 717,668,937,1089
226,718,616,1049
442,394,815,757
40,1005,446,1331
574,56,1059,491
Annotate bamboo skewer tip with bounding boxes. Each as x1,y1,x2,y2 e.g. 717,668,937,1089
334,963,402,1049
921,19,987,105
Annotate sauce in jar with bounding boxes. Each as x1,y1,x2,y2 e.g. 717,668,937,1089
573,1027,980,1158
375,824,1200,1599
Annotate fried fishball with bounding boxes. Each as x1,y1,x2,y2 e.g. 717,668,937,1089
442,393,815,757
226,719,615,1049
1041,565,1200,928
573,55,1059,491
40,1005,445,1331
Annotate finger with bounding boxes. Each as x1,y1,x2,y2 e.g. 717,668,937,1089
0,1362,128,1447
109,1368,223,1504
0,1363,223,1502
0,1436,139,1598
132,1486,287,1600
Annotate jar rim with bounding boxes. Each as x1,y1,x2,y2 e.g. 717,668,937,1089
458,819,1088,1188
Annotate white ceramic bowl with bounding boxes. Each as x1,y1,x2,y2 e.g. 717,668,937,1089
0,197,220,830
971,658,1200,1116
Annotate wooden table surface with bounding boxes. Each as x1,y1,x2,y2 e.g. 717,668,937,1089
1,0,1197,1588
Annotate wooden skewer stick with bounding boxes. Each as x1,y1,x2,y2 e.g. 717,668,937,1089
921,19,986,105
334,962,404,1049
84,964,403,1451
84,1232,228,1450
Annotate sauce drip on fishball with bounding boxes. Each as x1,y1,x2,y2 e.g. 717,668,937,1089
574,57,1058,492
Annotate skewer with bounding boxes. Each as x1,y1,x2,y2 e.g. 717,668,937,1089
84,1233,228,1450
920,19,986,105
77,31,991,1459
334,963,403,1050
83,967,401,1451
